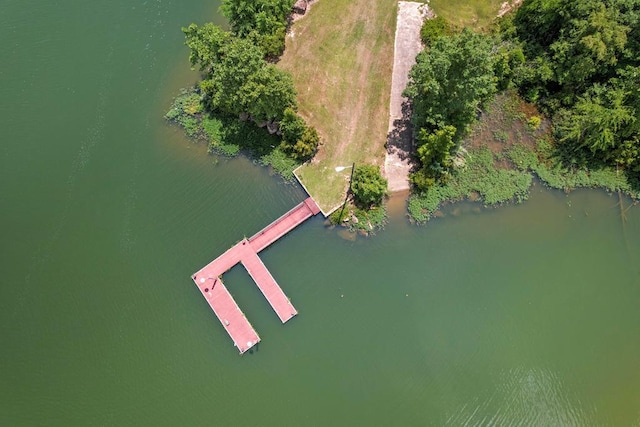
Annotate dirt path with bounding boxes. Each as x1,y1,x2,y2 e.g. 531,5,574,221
384,1,432,193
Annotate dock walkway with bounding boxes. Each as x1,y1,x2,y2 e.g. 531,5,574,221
191,197,320,354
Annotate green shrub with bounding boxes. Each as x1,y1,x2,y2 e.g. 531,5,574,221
420,16,454,46
527,116,541,131
351,164,387,206
329,204,350,225
492,130,509,143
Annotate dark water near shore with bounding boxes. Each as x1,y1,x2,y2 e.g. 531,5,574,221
1,1,639,425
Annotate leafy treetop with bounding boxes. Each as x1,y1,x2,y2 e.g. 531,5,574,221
351,165,387,206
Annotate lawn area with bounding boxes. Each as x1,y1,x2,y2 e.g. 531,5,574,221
279,0,397,214
429,0,503,28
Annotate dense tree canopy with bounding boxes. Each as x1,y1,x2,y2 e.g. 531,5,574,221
405,28,497,191
183,23,230,73
405,29,497,142
183,24,296,122
280,107,320,160
511,0,640,173
406,1,640,193
220,0,295,58
175,2,320,166
514,0,634,104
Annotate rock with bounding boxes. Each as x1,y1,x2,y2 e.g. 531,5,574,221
256,120,268,128
239,112,249,121
266,121,279,134
293,0,308,15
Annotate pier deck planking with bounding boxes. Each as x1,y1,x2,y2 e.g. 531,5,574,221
191,197,320,353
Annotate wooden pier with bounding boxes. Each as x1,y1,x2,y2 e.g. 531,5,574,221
192,197,320,354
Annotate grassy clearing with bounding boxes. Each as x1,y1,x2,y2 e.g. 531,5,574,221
428,0,503,29
278,0,397,213
408,91,640,222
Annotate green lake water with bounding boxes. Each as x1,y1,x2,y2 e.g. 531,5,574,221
1,1,639,425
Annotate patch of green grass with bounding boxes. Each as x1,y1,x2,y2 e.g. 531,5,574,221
428,0,503,29
492,130,508,143
279,0,396,213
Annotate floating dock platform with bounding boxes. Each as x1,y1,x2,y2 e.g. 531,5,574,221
192,197,320,354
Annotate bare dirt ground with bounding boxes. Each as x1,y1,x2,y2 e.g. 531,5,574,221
465,90,550,169
497,0,523,18
384,1,432,193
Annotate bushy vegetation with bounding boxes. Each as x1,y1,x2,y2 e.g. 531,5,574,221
279,108,320,161
420,16,455,46
406,0,640,221
351,165,387,207
328,202,387,233
327,164,388,233
508,140,639,197
167,0,321,180
220,0,295,58
408,146,532,222
405,29,498,192
166,87,298,176
508,0,640,177
183,23,296,123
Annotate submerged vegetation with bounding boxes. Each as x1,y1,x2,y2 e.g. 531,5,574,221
406,0,640,222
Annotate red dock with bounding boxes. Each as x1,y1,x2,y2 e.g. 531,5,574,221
192,197,320,354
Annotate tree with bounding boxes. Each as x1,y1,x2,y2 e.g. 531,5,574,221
244,65,297,122
555,84,634,154
554,69,639,167
550,1,629,89
420,16,454,46
182,23,230,73
280,107,306,144
515,0,632,105
220,0,295,57
405,28,497,142
200,37,264,115
189,34,296,122
511,0,640,171
351,165,387,206
280,108,319,160
291,127,320,160
411,126,456,191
